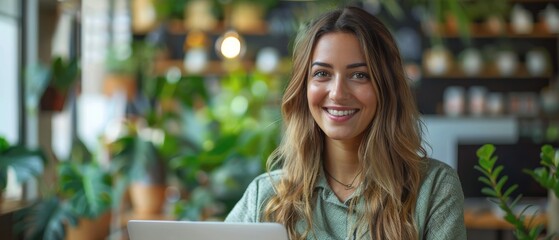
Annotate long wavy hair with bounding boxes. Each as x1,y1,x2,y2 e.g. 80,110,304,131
263,6,428,240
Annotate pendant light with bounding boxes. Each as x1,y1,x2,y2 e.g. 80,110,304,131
215,0,246,60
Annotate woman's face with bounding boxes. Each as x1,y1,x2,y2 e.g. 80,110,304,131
307,32,378,142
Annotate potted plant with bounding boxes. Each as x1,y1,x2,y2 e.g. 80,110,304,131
17,138,113,240
107,72,199,217
0,136,47,204
109,117,171,217
39,56,80,112
102,44,142,102
476,144,559,239
58,157,113,240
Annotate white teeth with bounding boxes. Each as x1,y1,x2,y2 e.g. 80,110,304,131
326,109,356,116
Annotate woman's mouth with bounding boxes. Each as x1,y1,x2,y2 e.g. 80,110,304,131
325,108,358,117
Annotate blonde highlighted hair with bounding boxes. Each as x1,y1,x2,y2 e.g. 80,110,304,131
264,6,427,240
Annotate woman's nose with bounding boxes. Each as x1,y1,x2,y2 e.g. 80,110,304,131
329,76,348,101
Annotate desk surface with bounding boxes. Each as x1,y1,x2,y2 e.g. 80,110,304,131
118,209,547,232
465,209,547,229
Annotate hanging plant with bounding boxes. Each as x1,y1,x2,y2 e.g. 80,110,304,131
39,56,80,112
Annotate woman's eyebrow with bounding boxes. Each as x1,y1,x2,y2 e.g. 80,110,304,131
347,63,367,69
311,62,367,69
311,62,332,68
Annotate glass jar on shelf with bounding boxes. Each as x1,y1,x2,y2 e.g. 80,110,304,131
443,86,465,117
468,86,487,116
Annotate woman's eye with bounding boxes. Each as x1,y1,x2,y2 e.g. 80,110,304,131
352,72,369,80
313,70,329,78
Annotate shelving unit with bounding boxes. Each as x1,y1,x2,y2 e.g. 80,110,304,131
423,64,552,79
437,22,558,38
416,1,559,117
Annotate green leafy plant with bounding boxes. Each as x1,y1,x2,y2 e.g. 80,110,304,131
49,56,80,93
16,195,76,240
40,56,80,111
0,136,47,194
476,144,558,240
409,0,471,45
168,71,281,220
17,138,113,240
57,159,112,219
524,145,559,199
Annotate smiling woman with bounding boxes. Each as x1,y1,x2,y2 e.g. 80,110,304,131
307,32,377,147
225,6,466,240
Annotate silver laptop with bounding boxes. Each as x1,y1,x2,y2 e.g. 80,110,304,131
127,220,289,240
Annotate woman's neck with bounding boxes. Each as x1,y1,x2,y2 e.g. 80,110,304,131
323,138,362,185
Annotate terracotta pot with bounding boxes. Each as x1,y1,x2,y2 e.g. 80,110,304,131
65,212,111,240
485,16,505,34
40,86,68,112
129,182,166,216
103,74,137,101
445,13,459,35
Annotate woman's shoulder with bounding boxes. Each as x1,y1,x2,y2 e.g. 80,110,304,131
424,159,459,179
418,158,463,199
251,169,283,185
253,169,283,180
225,170,284,222
416,159,466,239
245,169,284,196
420,159,462,193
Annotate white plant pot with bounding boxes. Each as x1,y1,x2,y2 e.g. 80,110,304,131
542,4,559,33
460,48,482,76
424,46,452,76
526,49,547,76
511,4,534,34
495,51,518,77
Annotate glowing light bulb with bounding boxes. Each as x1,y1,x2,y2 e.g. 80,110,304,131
215,30,245,60
221,36,241,59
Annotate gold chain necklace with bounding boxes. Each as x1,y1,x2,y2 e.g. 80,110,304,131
324,168,362,190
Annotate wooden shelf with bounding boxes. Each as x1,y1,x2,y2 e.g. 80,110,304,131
134,20,271,36
434,22,558,39
153,59,291,76
0,200,30,215
464,209,547,230
509,0,559,3
423,63,552,79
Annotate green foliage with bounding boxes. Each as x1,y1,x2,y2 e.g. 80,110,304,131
17,138,113,239
233,0,278,11
49,56,79,92
58,161,112,219
154,0,190,20
15,196,77,240
524,145,559,199
476,144,556,240
408,0,471,45
461,0,509,20
0,136,47,191
166,70,281,220
109,128,168,184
